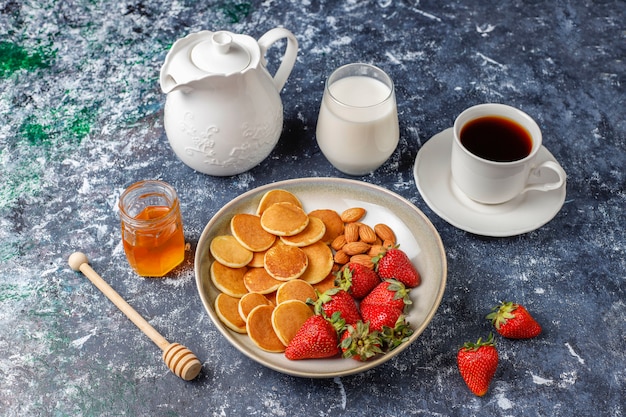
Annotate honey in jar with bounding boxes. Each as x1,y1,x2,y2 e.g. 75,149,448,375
119,180,185,277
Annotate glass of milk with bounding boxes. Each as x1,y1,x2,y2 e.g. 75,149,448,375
316,63,399,175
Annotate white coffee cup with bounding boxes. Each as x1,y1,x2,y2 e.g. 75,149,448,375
451,103,566,204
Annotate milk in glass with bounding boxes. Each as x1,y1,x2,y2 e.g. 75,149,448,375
316,73,399,175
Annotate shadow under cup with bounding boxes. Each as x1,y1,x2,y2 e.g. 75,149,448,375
450,104,564,205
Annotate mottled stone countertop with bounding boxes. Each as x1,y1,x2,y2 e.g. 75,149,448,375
1,1,624,416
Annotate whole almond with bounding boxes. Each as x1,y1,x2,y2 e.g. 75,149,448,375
342,241,371,256
382,239,395,249
331,234,347,251
341,207,366,223
334,250,350,264
344,223,360,243
350,254,374,269
374,223,396,244
358,224,377,243
368,244,385,257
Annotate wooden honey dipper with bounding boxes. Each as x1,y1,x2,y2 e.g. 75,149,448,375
68,252,202,381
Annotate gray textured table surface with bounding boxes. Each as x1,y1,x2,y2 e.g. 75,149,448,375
1,1,624,416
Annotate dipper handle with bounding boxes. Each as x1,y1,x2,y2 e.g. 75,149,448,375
68,252,202,380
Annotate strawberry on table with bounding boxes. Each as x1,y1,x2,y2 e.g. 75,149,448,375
335,262,381,299
313,288,362,325
457,334,499,397
285,314,341,360
373,246,421,288
360,279,412,312
340,321,383,361
486,301,542,339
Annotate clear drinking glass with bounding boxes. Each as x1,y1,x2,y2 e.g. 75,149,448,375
316,63,399,175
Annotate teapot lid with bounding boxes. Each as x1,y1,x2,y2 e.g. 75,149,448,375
190,31,251,74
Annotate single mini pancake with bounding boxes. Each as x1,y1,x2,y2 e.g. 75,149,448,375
256,189,303,215
275,279,318,305
265,291,278,306
260,202,309,236
280,216,326,247
231,213,276,252
299,241,334,285
215,293,247,333
238,292,273,322
312,269,339,294
243,267,283,294
210,235,253,268
308,209,345,244
264,242,308,281
271,299,314,346
210,261,248,298
246,305,286,353
247,250,267,268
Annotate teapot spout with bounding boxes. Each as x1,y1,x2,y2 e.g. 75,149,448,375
160,31,215,94
160,74,196,94
161,74,179,94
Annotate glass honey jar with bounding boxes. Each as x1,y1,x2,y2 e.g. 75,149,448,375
119,180,185,277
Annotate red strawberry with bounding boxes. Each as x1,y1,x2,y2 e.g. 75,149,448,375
361,303,414,350
339,321,383,361
360,279,412,312
313,288,361,325
285,315,341,360
457,334,499,396
335,262,381,299
373,246,421,287
360,303,403,332
486,301,542,339
380,317,414,351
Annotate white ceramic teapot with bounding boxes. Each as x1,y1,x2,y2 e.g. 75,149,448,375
160,28,298,176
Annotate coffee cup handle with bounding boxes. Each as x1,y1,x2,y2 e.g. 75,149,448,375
522,161,567,194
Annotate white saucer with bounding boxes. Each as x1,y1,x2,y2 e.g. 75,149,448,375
413,128,566,237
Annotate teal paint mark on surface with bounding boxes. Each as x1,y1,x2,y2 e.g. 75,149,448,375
0,237,19,262
0,41,55,78
20,116,53,147
0,283,32,302
0,152,43,210
218,1,252,23
69,107,95,140
19,107,95,148
3,103,96,209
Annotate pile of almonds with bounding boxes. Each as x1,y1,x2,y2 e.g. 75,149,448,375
331,207,397,269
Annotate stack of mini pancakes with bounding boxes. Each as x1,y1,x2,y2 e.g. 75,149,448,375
211,190,345,353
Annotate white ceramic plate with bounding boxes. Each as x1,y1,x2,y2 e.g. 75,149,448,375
414,128,567,237
195,177,447,378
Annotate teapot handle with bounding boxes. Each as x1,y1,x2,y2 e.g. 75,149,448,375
258,28,298,91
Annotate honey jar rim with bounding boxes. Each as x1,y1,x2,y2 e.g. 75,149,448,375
118,180,181,228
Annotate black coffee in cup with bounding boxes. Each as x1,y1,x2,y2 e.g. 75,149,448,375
460,116,533,162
